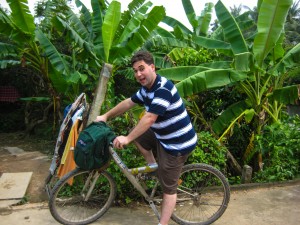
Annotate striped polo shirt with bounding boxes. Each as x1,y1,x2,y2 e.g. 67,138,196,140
131,74,197,155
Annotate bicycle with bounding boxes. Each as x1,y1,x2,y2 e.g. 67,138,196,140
49,145,230,225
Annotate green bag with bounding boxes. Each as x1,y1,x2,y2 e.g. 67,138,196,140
74,121,116,170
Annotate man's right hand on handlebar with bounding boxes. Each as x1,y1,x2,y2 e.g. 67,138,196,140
95,115,107,123
113,136,130,149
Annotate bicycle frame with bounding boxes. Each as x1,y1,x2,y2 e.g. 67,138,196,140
109,146,161,220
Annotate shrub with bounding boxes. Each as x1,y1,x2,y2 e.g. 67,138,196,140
187,131,228,174
253,115,300,182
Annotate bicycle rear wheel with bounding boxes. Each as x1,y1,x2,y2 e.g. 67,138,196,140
49,168,117,225
171,163,230,225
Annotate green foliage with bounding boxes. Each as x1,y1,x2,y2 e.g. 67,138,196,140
16,195,29,205
186,131,227,173
168,47,216,66
107,145,146,203
103,113,145,203
253,114,300,182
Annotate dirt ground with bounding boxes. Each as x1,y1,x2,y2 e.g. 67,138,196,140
0,132,54,203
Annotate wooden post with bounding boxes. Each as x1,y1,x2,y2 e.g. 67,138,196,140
87,63,113,125
241,165,252,183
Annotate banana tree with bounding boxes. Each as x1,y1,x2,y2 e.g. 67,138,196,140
38,0,166,125
0,0,70,131
160,0,299,171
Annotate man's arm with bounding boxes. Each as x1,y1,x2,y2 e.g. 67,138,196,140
95,98,136,122
127,112,158,143
113,112,158,149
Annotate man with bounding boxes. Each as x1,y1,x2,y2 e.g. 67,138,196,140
96,50,197,225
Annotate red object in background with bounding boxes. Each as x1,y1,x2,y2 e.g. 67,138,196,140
0,86,20,102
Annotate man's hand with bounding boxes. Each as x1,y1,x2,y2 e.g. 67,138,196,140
95,115,107,122
113,136,130,149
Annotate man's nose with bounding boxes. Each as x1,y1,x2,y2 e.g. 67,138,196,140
136,70,142,77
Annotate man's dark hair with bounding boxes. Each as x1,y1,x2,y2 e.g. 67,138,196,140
131,50,154,66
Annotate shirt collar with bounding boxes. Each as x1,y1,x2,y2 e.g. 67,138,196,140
146,74,161,92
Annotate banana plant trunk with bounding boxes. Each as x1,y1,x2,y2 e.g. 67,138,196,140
257,109,265,171
87,63,113,125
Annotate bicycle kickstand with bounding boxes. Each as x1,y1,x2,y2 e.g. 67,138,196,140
148,200,161,221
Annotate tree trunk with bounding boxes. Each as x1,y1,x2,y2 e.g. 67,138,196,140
24,101,54,135
87,63,113,125
227,150,242,174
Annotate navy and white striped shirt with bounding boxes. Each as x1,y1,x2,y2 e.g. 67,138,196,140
131,74,197,155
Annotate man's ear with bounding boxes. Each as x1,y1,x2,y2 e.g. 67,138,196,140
151,64,155,71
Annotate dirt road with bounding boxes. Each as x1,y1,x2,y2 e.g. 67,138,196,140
0,184,299,225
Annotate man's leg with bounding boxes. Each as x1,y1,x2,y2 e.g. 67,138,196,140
134,141,156,164
156,146,190,225
160,193,177,225
133,129,157,164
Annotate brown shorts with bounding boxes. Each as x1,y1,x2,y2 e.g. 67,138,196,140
134,129,189,194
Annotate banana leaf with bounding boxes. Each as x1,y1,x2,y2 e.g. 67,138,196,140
0,60,20,68
35,29,70,75
192,36,231,49
75,0,93,35
0,8,14,37
20,97,50,102
269,85,299,105
56,17,88,49
253,0,292,66
197,2,214,36
200,61,232,69
0,43,18,57
7,0,35,35
271,43,300,75
215,0,248,54
116,2,152,44
212,100,249,135
182,0,198,29
102,1,121,62
112,6,165,59
174,69,248,98
153,27,175,38
91,0,105,45
162,16,192,34
146,36,188,49
158,66,212,82
234,52,252,72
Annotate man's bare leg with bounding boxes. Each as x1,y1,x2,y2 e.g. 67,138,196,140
134,141,156,164
160,193,177,225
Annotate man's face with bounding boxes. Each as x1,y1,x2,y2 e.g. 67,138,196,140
132,60,156,89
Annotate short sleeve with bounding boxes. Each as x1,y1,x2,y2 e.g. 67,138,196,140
131,90,144,105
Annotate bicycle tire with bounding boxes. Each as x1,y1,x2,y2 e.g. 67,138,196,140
45,171,61,198
49,167,117,225
171,163,230,225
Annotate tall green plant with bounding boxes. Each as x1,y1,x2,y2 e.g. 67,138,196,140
37,0,166,124
0,0,72,131
158,0,299,171
253,115,300,182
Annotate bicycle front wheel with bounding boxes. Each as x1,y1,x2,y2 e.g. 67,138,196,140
49,168,117,225
171,163,230,225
